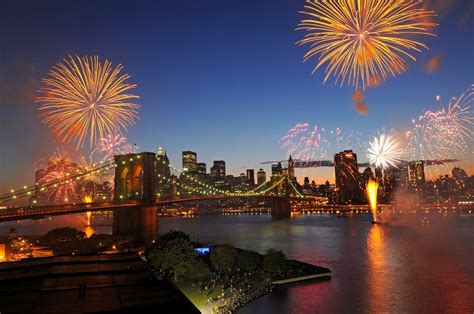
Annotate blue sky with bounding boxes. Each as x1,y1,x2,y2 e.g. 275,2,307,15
0,0,473,190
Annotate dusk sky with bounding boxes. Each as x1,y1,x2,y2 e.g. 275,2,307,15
1,0,473,191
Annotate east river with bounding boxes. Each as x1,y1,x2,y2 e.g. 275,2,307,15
1,210,473,313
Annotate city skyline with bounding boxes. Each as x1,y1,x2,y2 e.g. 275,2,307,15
1,0,473,190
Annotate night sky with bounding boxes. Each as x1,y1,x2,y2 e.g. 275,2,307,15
1,0,473,191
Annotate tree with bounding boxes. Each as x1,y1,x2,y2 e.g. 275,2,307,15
190,261,211,281
263,248,287,274
42,227,87,243
146,230,197,281
210,244,237,271
236,250,261,272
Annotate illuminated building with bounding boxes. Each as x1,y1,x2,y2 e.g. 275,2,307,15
409,161,425,193
197,163,206,175
246,169,255,187
288,155,295,178
156,147,171,177
182,151,197,173
452,167,468,183
271,162,283,176
302,177,312,195
257,169,266,185
156,148,173,199
210,160,226,179
334,150,361,203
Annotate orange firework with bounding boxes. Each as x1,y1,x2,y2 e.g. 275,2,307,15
36,55,140,148
297,0,437,90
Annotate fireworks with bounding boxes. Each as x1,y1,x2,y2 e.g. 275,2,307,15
37,55,140,148
367,134,404,170
406,85,473,163
76,157,100,200
281,122,363,162
296,0,436,90
40,148,78,203
92,134,133,161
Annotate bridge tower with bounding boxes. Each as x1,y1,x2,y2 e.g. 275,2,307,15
114,152,156,204
113,152,158,245
270,177,291,218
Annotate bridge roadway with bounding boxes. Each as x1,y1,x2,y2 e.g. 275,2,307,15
0,195,326,222
1,196,472,222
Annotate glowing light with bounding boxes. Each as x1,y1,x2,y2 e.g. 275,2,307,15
281,122,363,162
84,196,93,203
367,134,404,169
36,55,140,148
366,179,379,222
296,0,436,90
93,135,133,162
406,85,473,172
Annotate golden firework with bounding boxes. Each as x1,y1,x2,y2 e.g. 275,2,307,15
37,55,140,147
297,0,437,90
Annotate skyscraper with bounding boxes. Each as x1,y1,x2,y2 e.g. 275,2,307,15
210,160,226,179
197,162,206,175
257,168,266,185
156,147,171,178
271,162,282,176
182,151,197,173
246,169,255,187
408,161,425,193
288,155,295,178
334,150,361,203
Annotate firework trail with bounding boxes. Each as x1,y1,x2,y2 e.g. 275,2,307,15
36,55,140,148
281,122,363,162
296,0,436,90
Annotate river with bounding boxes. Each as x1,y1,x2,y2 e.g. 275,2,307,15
1,210,473,313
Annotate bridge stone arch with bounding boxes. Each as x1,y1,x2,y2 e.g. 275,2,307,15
114,152,156,204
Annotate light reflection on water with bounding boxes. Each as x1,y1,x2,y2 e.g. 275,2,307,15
0,211,473,312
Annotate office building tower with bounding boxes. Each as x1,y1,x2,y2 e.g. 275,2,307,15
210,160,226,179
257,169,266,185
334,150,361,203
408,161,425,192
246,169,255,187
288,155,295,178
182,151,197,173
197,163,206,175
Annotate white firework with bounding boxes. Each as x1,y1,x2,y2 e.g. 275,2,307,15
367,134,404,169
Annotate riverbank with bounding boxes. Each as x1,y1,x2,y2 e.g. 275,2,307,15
170,249,330,313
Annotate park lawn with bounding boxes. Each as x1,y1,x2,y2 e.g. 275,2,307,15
176,279,223,309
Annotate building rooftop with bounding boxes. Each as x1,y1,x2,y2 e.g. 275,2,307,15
0,253,199,313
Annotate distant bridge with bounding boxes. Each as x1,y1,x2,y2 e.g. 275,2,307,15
0,152,324,244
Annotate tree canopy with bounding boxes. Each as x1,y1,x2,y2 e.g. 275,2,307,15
146,230,206,281
263,248,287,273
210,244,237,271
42,227,87,243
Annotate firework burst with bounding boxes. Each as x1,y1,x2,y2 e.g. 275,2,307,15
406,85,473,163
296,0,436,90
36,55,140,148
367,134,404,169
40,148,78,203
92,134,133,162
281,122,363,162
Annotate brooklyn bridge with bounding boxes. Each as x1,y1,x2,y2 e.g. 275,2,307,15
0,152,328,244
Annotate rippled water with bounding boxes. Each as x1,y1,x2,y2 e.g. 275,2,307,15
1,211,473,313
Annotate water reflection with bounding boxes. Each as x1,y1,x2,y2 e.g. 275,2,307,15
366,225,388,312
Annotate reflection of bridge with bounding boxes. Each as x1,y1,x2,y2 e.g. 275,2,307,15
0,152,324,244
